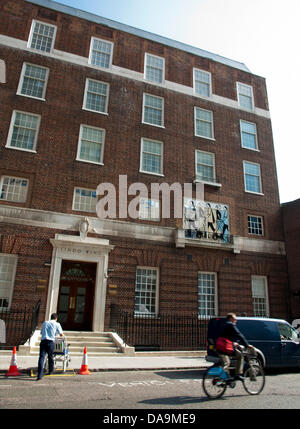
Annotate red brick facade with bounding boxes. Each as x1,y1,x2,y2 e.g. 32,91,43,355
0,0,290,341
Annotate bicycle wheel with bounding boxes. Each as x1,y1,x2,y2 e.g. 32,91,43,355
243,364,265,395
202,368,227,399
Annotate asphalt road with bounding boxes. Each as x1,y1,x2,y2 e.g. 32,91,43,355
0,368,299,417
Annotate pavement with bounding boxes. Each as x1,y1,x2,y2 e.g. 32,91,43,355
0,351,210,374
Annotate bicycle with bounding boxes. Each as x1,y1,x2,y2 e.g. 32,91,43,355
202,346,265,399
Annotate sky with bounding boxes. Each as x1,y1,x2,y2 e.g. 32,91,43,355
55,0,299,204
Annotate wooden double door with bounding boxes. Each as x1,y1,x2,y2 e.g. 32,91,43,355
57,260,97,331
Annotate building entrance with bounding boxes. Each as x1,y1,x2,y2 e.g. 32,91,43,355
57,260,96,331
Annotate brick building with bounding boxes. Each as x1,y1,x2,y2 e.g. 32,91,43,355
282,199,300,321
0,0,289,348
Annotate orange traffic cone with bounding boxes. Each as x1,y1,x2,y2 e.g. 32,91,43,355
78,346,91,375
6,346,21,377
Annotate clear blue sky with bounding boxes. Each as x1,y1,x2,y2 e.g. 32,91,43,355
56,0,300,203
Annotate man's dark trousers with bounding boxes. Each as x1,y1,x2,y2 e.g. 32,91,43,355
37,339,55,379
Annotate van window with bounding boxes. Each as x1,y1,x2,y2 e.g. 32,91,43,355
237,320,279,341
278,323,299,342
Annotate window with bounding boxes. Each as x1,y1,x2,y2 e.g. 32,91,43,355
248,215,264,236
0,176,28,203
142,93,164,127
0,59,6,83
77,125,105,164
17,63,49,100
243,161,262,194
144,53,165,84
28,20,57,53
135,267,158,315
194,107,214,139
251,276,268,317
73,187,97,213
83,79,109,114
196,150,215,182
140,138,163,175
193,68,211,97
6,111,40,152
240,120,258,150
89,37,114,68
139,197,160,221
0,254,18,310
198,272,217,317
237,82,254,110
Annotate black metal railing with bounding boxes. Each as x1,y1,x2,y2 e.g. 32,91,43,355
110,304,210,351
0,300,41,350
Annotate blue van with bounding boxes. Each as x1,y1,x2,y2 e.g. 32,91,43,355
206,317,300,369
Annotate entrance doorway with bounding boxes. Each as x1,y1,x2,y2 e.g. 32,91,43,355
57,260,96,331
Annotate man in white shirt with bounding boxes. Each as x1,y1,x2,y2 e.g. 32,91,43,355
37,313,63,380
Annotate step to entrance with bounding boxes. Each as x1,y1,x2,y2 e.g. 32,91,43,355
30,331,122,356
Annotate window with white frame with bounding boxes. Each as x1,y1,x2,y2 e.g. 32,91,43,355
243,161,262,194
135,267,158,315
17,63,49,100
240,120,258,150
73,187,97,213
0,176,29,203
0,59,6,83
198,272,217,317
194,107,214,139
144,53,164,84
0,254,18,310
196,150,215,182
142,93,164,127
28,20,57,53
89,37,114,69
140,138,163,175
193,68,211,97
237,82,254,110
83,79,109,114
251,276,268,317
77,125,105,164
248,215,264,236
139,197,160,221
6,111,40,152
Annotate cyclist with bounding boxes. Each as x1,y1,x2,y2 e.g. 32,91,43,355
217,312,254,381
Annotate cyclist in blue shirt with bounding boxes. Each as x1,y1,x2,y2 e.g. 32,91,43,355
37,313,64,380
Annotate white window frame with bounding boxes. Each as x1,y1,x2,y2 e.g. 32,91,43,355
194,107,214,140
6,110,41,153
144,53,165,84
142,93,164,127
88,37,114,69
193,68,212,97
237,82,254,110
27,19,57,53
134,266,159,316
240,120,258,151
0,176,29,203
82,78,109,114
198,271,218,317
0,254,18,310
195,150,216,183
251,275,269,317
72,187,97,213
17,62,49,100
138,197,160,221
140,138,164,176
248,215,264,236
76,124,105,165
0,59,6,83
243,161,263,195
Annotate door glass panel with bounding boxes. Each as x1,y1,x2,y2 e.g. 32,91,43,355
58,286,69,323
74,287,86,323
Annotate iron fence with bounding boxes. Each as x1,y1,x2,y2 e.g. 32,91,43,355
110,304,210,351
0,300,40,350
